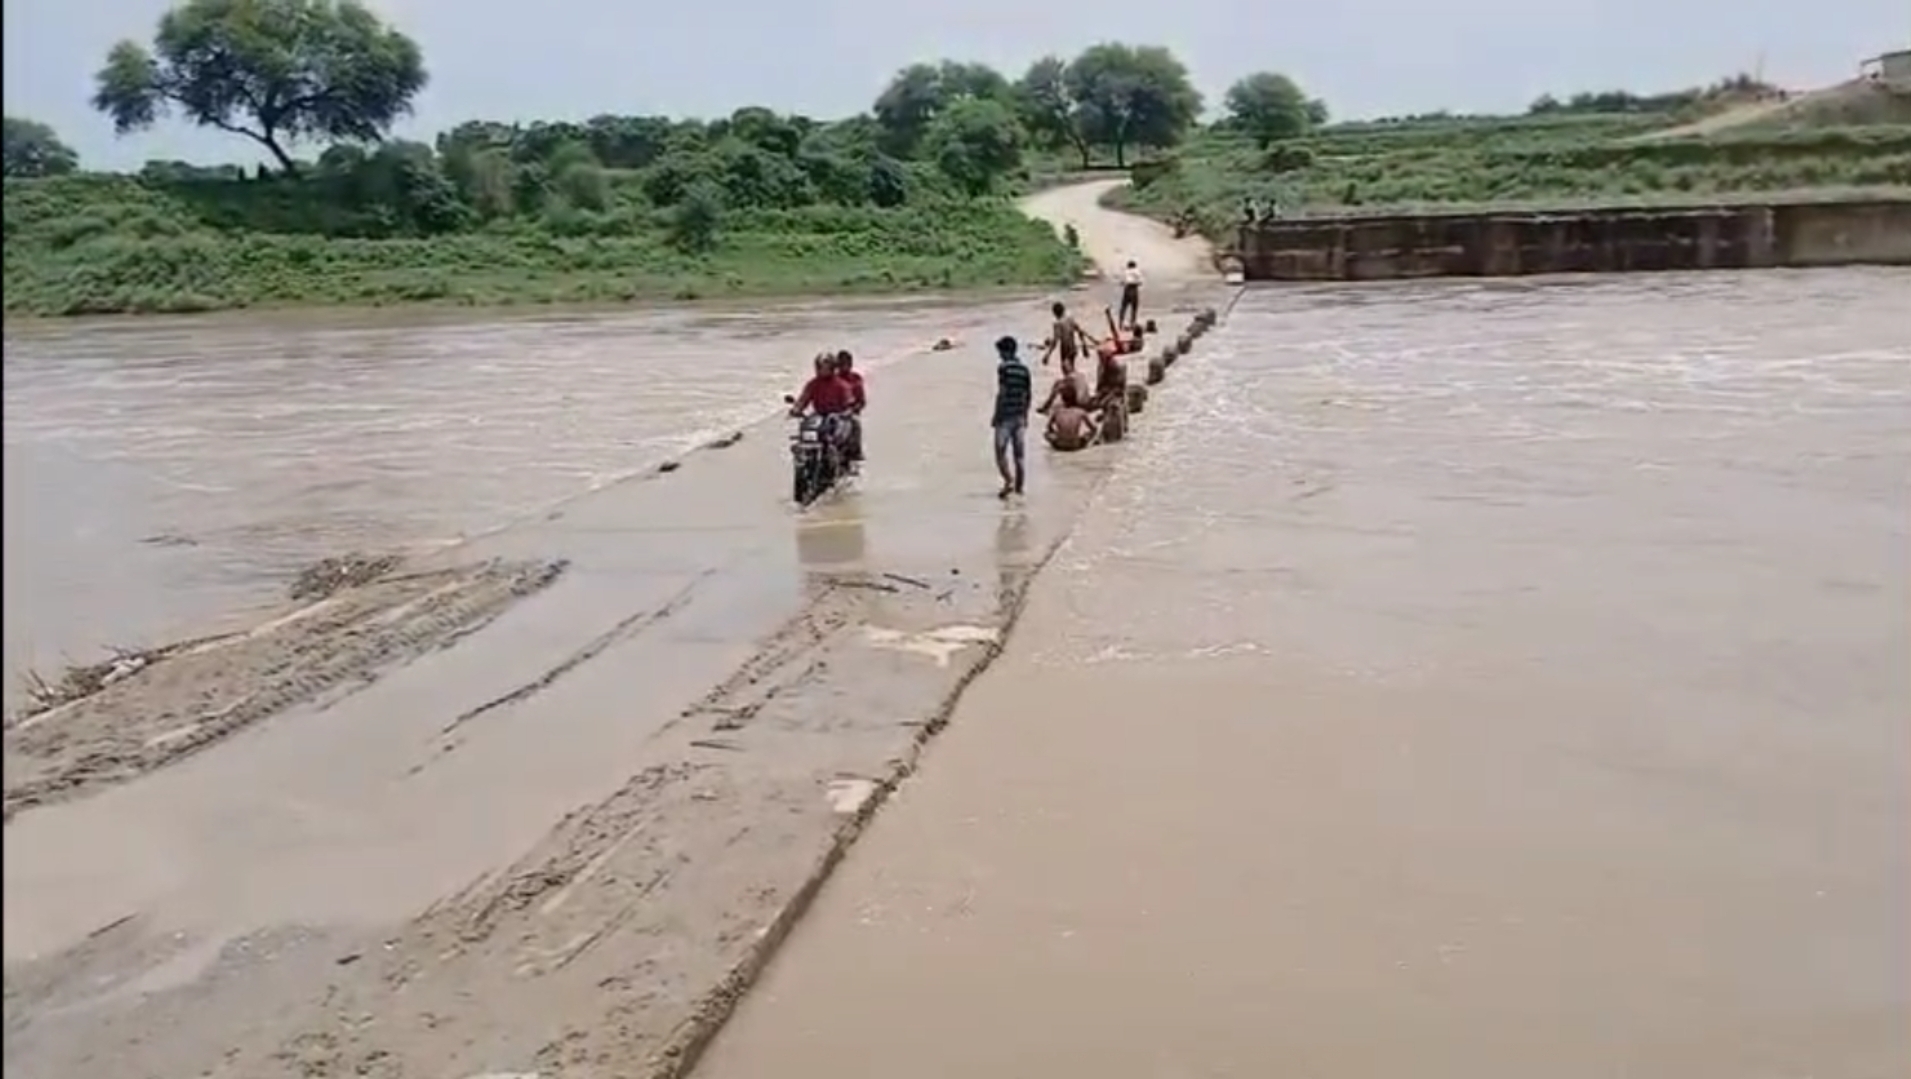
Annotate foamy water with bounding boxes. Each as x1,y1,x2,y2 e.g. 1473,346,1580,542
1043,269,1911,675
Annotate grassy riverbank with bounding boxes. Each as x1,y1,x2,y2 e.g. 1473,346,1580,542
13,0,1907,317
3,174,1080,317
1112,107,1911,239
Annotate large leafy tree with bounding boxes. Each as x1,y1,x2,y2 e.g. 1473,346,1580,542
91,0,427,175
3,117,80,177
1223,72,1315,149
872,60,1012,158
1013,55,1093,168
923,97,1024,196
1062,43,1203,167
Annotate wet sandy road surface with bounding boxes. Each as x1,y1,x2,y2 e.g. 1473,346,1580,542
698,268,1911,1079
1,295,1073,713
2,284,1226,1077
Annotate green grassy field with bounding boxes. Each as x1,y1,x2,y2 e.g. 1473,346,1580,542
3,172,1081,318
1111,112,1911,240
13,77,1909,318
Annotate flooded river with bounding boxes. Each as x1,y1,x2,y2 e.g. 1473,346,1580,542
1048,270,1911,1070
5,268,1908,1075
1,296,1028,709
1056,269,1910,683
700,266,1911,1078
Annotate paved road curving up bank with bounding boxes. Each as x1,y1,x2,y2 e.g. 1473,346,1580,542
1018,178,1216,283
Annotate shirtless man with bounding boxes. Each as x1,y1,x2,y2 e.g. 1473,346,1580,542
1039,301,1097,368
1045,406,1097,451
1036,356,1091,414
1091,339,1128,411
1037,358,1098,451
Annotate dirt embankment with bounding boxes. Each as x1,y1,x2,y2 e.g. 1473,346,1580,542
1629,78,1911,141
4,555,566,823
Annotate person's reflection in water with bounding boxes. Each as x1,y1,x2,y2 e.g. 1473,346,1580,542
995,504,1032,609
794,490,868,583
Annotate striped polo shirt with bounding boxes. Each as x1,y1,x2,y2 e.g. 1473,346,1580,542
993,354,1033,426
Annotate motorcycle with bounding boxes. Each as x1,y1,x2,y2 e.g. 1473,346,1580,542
784,397,850,506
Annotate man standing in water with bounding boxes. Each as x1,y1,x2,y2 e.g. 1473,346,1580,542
1040,302,1096,369
991,335,1032,498
1117,259,1143,329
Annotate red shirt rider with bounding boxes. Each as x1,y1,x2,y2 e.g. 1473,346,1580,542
835,350,867,413
793,364,852,415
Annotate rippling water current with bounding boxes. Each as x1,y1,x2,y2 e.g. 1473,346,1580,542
3,296,1028,698
5,272,1907,1070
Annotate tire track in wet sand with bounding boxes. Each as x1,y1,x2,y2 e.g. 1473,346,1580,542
3,558,567,824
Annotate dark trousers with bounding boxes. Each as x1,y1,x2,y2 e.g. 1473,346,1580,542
844,415,863,462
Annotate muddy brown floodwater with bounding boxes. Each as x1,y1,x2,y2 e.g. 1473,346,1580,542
1,285,1218,1078
698,268,1911,1079
4,265,1908,1079
0,298,1058,713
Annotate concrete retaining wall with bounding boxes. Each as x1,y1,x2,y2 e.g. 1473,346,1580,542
1232,199,1911,281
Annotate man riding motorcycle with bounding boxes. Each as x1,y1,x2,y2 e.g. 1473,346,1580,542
789,352,856,470
834,349,866,471
791,352,853,418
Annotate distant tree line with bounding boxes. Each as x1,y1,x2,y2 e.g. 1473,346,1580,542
4,0,1262,248
1527,73,1780,116
4,117,80,178
6,0,1784,240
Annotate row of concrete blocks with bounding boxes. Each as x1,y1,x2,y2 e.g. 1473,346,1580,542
1108,306,1219,440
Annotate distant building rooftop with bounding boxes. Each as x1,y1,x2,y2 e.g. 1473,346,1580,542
1860,49,1911,84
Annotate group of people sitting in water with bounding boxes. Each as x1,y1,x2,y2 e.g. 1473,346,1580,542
986,290,1147,498
1034,299,1131,452
787,264,1151,497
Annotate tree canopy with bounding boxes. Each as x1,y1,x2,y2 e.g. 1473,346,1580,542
923,97,1025,196
4,117,80,178
868,45,1208,175
1058,44,1204,167
91,0,427,174
61,25,1239,203
1012,56,1087,164
1223,72,1319,149
872,61,1016,158
38,25,1326,244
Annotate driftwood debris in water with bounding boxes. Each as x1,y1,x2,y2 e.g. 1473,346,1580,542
288,552,403,603
11,642,190,728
